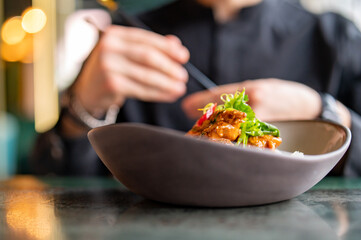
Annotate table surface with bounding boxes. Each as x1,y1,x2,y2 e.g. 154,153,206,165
0,176,360,240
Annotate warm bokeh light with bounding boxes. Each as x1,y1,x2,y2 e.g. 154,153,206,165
97,0,118,11
20,35,34,63
1,43,23,62
1,35,33,63
21,8,47,34
1,17,26,45
5,176,60,240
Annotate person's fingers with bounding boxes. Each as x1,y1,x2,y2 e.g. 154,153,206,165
98,28,189,81
165,35,182,45
121,42,188,82
103,53,187,98
107,72,183,103
106,26,190,63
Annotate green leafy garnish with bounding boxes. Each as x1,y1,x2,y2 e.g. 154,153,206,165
214,89,280,146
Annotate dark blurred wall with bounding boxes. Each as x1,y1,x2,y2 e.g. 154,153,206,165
4,0,31,19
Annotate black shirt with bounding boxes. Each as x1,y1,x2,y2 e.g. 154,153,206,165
31,0,361,176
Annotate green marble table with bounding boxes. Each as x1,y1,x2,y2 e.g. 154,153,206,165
0,176,360,240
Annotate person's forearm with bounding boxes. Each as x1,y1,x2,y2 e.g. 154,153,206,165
58,88,92,138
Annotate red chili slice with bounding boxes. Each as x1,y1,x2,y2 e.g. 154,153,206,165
197,103,217,126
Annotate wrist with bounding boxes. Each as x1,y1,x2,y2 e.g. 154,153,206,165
72,80,107,118
335,101,351,128
60,109,90,137
319,93,350,127
319,93,341,123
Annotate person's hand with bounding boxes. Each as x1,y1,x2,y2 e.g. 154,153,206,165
73,25,190,117
182,78,323,122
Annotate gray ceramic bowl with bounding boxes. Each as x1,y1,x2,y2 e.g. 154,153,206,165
88,120,351,207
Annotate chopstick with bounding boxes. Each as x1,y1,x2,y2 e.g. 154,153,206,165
115,8,218,90
183,62,217,89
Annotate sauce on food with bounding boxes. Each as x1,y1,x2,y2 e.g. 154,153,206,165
187,109,282,150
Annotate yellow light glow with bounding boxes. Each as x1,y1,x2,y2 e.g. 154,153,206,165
5,177,59,240
2,41,26,62
33,0,59,132
22,8,47,34
0,0,6,113
97,0,118,11
20,35,34,63
1,35,33,63
1,17,26,45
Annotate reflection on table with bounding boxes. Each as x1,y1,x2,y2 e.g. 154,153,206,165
0,176,360,240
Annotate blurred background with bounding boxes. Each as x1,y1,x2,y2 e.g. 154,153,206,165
0,0,360,176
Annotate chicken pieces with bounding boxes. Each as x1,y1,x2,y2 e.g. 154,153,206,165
187,109,282,150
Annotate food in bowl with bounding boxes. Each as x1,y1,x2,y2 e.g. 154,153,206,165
187,89,282,150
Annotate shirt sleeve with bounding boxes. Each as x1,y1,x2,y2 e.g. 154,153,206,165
344,110,361,177
29,111,110,176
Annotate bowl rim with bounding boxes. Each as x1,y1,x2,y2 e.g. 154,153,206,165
272,119,351,160
89,119,351,162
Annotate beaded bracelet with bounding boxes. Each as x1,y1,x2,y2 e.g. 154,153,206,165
68,93,119,129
